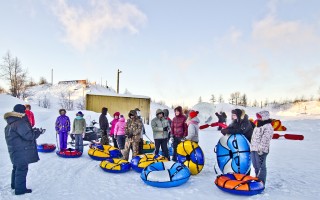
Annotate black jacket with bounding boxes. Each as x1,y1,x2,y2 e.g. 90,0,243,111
4,112,41,165
221,114,253,142
99,113,109,132
215,112,227,123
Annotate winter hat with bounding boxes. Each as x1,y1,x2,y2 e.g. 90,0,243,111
114,112,120,117
59,109,66,114
189,110,199,119
76,111,84,116
13,104,26,114
256,111,270,121
232,109,245,120
128,110,137,118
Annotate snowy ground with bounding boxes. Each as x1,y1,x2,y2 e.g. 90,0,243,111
1,94,320,199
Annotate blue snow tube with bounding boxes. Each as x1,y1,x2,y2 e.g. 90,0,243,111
56,148,82,158
37,143,56,153
100,158,131,173
215,134,251,174
141,161,191,188
131,154,168,173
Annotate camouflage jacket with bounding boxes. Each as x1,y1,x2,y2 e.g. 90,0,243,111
125,117,143,142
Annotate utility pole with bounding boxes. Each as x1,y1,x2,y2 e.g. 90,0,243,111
117,69,122,94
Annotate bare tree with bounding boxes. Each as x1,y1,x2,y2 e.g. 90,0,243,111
59,91,74,110
240,94,248,107
39,77,48,85
210,94,216,103
252,99,259,107
229,93,235,105
234,92,241,105
0,85,6,93
0,51,28,97
26,77,37,87
218,94,224,103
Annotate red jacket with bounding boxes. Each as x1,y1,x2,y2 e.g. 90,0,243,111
25,110,35,127
171,114,187,138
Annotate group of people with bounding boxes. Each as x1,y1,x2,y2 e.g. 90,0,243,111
221,108,274,184
4,103,273,196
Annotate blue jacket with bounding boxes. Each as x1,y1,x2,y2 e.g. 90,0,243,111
4,112,41,165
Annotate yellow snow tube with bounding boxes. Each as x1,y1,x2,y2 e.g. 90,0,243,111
88,145,121,161
272,119,287,131
177,141,205,175
143,140,155,153
131,153,168,172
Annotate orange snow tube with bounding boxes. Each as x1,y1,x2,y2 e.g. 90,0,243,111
215,173,264,195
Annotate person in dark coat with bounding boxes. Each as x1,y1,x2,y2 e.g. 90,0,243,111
171,106,188,161
215,111,227,130
99,107,109,145
4,104,43,195
221,109,253,142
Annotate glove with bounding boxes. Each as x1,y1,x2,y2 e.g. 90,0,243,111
163,126,169,131
258,151,264,156
128,132,133,138
221,128,229,135
39,128,46,134
181,137,186,142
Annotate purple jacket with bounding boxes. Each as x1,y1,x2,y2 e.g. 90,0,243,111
55,115,71,132
114,117,126,136
110,118,119,136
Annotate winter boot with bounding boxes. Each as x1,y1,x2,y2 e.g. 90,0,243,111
15,189,32,195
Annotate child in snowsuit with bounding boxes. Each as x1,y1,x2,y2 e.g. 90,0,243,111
25,104,35,127
72,111,86,152
115,115,126,153
171,106,188,161
55,109,70,151
151,109,170,160
185,110,200,143
110,112,120,148
122,110,143,161
250,110,274,184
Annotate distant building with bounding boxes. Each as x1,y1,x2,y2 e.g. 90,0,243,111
58,80,87,85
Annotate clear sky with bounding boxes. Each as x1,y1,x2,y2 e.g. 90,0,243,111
1,0,320,107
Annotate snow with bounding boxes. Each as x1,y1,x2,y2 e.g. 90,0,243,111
1,93,320,199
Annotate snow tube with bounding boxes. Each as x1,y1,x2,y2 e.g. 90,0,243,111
100,158,131,173
215,133,250,174
131,153,168,173
88,145,122,161
141,161,191,188
177,141,205,175
272,119,287,131
56,148,82,158
37,143,56,153
215,173,265,195
143,140,155,153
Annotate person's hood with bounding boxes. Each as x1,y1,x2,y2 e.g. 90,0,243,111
4,112,25,124
119,117,125,122
101,107,108,115
190,116,200,124
174,106,183,116
113,112,120,117
232,109,245,122
128,110,137,118
256,110,270,121
163,109,169,117
156,109,164,116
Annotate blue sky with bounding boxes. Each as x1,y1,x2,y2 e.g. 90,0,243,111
1,0,320,107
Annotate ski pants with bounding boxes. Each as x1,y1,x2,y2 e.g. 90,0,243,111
59,131,68,150
251,151,268,184
116,135,126,150
172,136,183,161
101,130,109,145
155,139,169,160
122,138,139,161
75,134,84,152
11,164,28,192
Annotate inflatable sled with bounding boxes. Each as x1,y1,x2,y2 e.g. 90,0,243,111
215,133,251,174
143,140,155,153
100,158,131,173
141,161,191,188
177,141,205,175
215,173,264,195
88,145,122,161
271,119,287,131
56,148,82,158
131,153,168,173
37,143,56,153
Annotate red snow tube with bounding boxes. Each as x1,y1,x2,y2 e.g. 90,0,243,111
37,143,56,153
56,148,82,158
